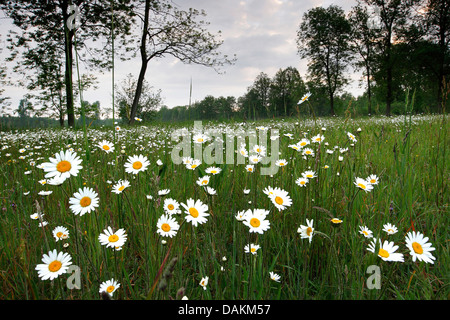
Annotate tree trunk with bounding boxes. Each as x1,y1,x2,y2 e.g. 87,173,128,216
385,37,392,117
62,0,75,127
129,0,150,125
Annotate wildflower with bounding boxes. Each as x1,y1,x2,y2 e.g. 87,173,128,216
205,186,216,195
158,189,170,196
196,175,210,187
193,133,209,144
297,219,314,243
269,187,292,211
157,214,180,238
199,276,209,290
98,140,114,153
249,154,262,164
298,92,311,105
245,164,255,173
244,243,260,255
275,159,288,167
367,174,379,185
298,138,310,147
111,179,130,194
354,177,374,193
302,170,317,179
181,199,209,227
405,231,436,264
40,149,82,180
295,177,309,187
235,210,248,221
38,190,53,196
124,155,150,175
367,238,404,262
35,249,72,281
186,159,201,170
47,176,67,186
312,134,324,143
205,166,222,175
382,223,398,235
69,187,99,216
302,148,314,157
331,218,343,225
52,226,69,242
243,209,270,234
269,271,281,282
98,226,127,249
347,132,357,142
163,198,181,215
99,278,120,297
252,145,266,156
359,226,373,238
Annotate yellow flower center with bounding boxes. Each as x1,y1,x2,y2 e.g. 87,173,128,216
168,204,174,210
191,164,198,169
80,196,91,207
378,248,390,258
108,234,119,242
279,163,285,166
331,219,341,224
132,161,142,170
202,180,208,185
189,207,199,218
412,242,423,254
358,183,366,190
306,227,313,236
251,248,256,253
300,142,306,146
56,232,63,238
248,168,253,172
103,145,110,151
48,260,62,272
250,218,260,228
56,160,71,173
306,174,313,178
211,170,217,174
370,179,376,183
197,138,204,142
274,196,283,205
106,285,115,293
256,148,261,153
363,231,368,235
305,151,311,154
161,223,171,232
300,181,306,185
118,186,125,191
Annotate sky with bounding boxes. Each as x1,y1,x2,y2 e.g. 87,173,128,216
0,0,364,117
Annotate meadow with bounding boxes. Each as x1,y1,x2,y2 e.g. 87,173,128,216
0,112,448,300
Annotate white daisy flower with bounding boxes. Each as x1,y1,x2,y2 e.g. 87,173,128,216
405,231,436,264
367,238,404,262
124,154,150,175
157,214,180,238
35,249,72,281
40,149,82,180
98,226,127,249
242,209,270,234
99,278,120,296
181,198,209,227
297,219,315,243
69,187,99,216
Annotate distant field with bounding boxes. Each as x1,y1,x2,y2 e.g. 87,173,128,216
0,114,448,300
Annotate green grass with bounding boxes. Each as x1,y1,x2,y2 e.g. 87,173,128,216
0,113,448,300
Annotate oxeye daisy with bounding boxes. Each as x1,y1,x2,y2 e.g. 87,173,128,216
252,145,266,156
382,223,398,235
245,164,255,173
97,140,114,153
181,198,209,227
302,148,314,157
312,134,324,143
298,138,310,147
186,159,201,170
99,278,120,297
297,219,314,243
193,133,209,144
405,231,436,264
295,177,309,187
249,154,262,164
69,187,99,216
158,189,171,196
205,186,216,195
298,92,311,105
269,271,281,282
52,226,69,242
35,249,72,281
163,198,181,215
98,226,127,249
182,157,194,165
199,276,209,290
196,175,210,187
157,214,180,238
47,176,67,186
330,218,343,225
302,170,317,179
367,238,404,262
40,149,82,180
288,143,302,151
269,187,292,211
244,243,260,255
354,177,373,193
205,166,221,175
243,209,270,234
112,179,130,194
347,132,357,142
367,174,379,185
359,225,373,238
275,159,288,167
235,210,248,221
262,186,275,197
124,154,150,175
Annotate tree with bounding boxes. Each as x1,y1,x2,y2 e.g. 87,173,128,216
297,5,353,116
252,72,272,118
270,67,306,117
15,97,33,118
1,0,135,127
358,0,420,116
115,73,162,122
128,0,236,125
349,4,380,116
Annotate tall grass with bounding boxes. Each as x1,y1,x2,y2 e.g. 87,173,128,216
0,113,448,300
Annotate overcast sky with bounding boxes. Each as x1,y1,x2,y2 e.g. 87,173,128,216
0,0,364,117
